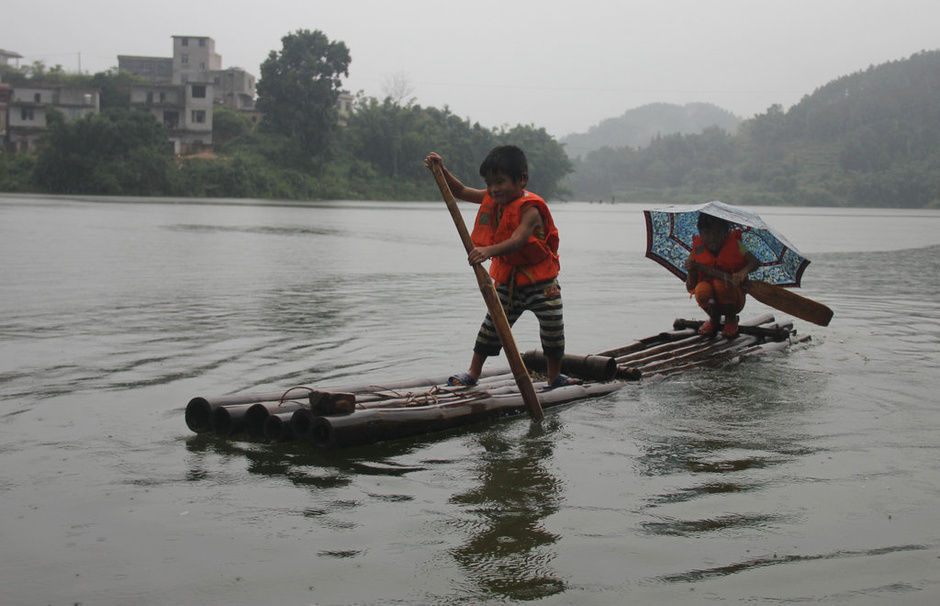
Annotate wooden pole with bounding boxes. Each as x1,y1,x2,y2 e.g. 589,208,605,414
430,164,544,422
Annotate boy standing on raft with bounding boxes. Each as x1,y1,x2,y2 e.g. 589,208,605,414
684,213,760,338
424,146,582,388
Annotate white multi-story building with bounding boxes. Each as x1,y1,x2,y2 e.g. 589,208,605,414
128,81,213,153
0,49,23,68
0,82,10,144
171,36,221,85
119,36,255,111
119,35,256,154
6,85,100,153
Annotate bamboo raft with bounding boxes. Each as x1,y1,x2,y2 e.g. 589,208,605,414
185,313,808,449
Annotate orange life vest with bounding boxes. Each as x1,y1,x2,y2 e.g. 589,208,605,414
470,191,560,286
690,229,749,274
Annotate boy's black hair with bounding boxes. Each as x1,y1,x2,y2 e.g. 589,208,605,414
479,145,528,181
697,212,732,233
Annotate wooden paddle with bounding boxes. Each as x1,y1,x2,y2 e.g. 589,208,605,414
429,163,544,422
690,262,833,326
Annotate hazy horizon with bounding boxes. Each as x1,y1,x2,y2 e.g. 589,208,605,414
3,0,938,137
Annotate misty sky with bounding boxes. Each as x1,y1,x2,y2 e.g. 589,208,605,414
3,0,938,137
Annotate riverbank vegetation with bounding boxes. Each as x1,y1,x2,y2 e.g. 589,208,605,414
1,34,938,208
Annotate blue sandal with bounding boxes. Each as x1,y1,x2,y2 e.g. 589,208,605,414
447,372,478,387
549,374,583,388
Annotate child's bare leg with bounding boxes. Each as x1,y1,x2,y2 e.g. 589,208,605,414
716,303,737,324
700,299,720,335
546,356,562,383
467,351,486,381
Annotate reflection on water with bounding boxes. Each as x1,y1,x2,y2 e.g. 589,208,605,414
449,419,565,601
657,543,930,584
634,363,822,541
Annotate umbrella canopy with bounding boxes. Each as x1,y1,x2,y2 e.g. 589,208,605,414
644,200,810,287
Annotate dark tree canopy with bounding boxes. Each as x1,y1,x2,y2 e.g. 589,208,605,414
256,29,351,164
32,108,174,195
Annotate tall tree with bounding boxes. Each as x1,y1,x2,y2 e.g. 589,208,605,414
256,29,351,165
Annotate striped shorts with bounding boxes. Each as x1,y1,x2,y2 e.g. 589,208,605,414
474,278,566,359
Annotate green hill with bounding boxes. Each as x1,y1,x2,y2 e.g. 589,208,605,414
561,102,741,159
564,50,940,208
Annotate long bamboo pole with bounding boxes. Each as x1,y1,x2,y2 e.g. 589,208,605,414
429,163,544,422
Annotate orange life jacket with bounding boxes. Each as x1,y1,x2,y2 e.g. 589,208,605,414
470,191,560,286
690,229,748,274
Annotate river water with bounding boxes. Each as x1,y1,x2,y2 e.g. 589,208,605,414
1,194,938,605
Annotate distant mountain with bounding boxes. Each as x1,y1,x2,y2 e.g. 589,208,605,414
561,102,742,158
563,50,940,208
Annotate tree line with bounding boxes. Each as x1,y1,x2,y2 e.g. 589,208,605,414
0,29,572,202
2,34,938,207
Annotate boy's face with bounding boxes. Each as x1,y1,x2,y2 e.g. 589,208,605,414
483,171,527,205
700,226,728,254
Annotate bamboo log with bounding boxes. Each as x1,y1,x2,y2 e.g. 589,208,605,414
596,328,697,358
290,408,317,440
185,385,317,433
309,382,623,449
185,371,517,431
263,412,298,441
521,351,620,381
351,390,489,411
640,330,783,376
211,404,254,436
314,367,510,396
609,314,776,366
186,393,287,433
614,334,702,363
244,401,307,437
628,333,749,367
653,337,792,376
637,339,745,374
620,318,791,378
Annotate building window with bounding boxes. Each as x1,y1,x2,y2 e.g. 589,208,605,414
147,91,154,104
199,62,206,70
159,92,166,103
181,37,189,46
198,38,205,47
21,107,35,120
191,110,206,124
181,53,189,65
34,92,41,103
191,85,206,98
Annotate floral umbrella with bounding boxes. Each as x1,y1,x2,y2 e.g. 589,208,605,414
644,200,810,287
